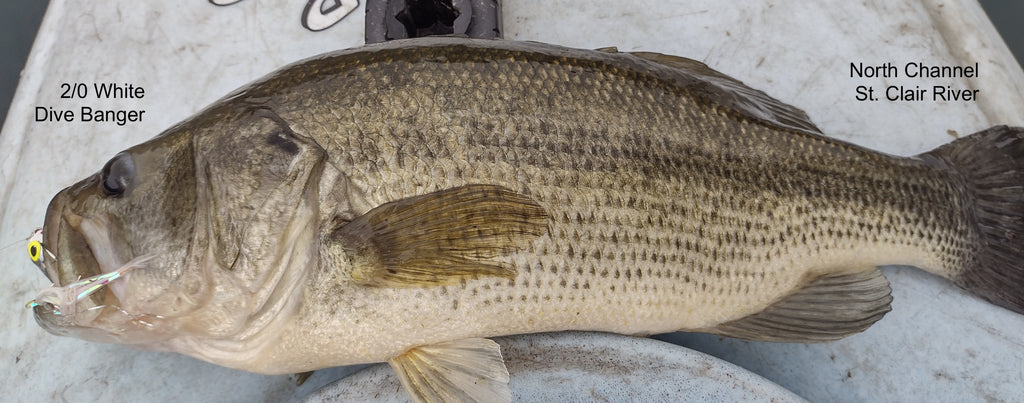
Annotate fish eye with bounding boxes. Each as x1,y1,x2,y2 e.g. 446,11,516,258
100,152,135,197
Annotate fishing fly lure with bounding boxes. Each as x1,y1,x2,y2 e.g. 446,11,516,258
26,228,56,274
25,237,152,316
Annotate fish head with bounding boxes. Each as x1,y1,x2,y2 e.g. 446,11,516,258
35,105,325,362
37,125,198,344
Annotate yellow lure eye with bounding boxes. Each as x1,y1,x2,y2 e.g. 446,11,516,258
28,240,43,262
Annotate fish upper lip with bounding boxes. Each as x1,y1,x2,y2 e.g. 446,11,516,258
42,189,102,287
41,189,66,284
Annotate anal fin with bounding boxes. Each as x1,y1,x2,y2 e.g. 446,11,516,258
708,269,893,342
389,338,511,403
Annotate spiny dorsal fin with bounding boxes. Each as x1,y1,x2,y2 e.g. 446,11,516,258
628,51,823,134
389,338,511,403
708,269,892,342
331,184,548,287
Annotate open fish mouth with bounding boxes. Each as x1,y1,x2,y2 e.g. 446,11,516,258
42,171,140,284
34,195,166,343
37,185,138,322
32,203,107,334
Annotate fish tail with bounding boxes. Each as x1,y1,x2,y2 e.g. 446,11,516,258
919,125,1024,314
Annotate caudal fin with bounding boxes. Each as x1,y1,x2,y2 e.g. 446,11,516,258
920,126,1024,313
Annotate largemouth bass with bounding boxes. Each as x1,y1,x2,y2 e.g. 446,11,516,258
31,37,1024,402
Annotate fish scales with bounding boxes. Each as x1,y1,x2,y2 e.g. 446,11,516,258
242,40,972,367
33,38,1024,402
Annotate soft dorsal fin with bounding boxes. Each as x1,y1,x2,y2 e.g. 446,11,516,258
708,269,892,342
329,184,548,287
628,51,823,134
389,338,511,403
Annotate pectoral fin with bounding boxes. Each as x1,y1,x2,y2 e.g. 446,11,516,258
330,184,548,287
388,338,511,403
707,269,892,342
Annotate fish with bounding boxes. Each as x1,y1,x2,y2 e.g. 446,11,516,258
31,37,1024,402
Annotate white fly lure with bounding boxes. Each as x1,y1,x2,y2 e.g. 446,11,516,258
25,228,56,274
25,229,153,316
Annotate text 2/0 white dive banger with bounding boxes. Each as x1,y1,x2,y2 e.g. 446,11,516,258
28,38,1024,402
35,82,145,126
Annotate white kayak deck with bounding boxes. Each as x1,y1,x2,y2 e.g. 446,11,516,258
2,1,1023,401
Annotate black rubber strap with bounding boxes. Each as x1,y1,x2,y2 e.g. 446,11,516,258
366,0,502,43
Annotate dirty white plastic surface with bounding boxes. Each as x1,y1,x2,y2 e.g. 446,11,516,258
2,1,1023,401
304,332,805,402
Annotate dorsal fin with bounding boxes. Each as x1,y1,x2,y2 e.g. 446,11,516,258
628,51,823,134
707,269,892,342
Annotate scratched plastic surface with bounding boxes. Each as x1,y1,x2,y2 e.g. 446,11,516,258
304,333,805,402
2,1,1023,401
